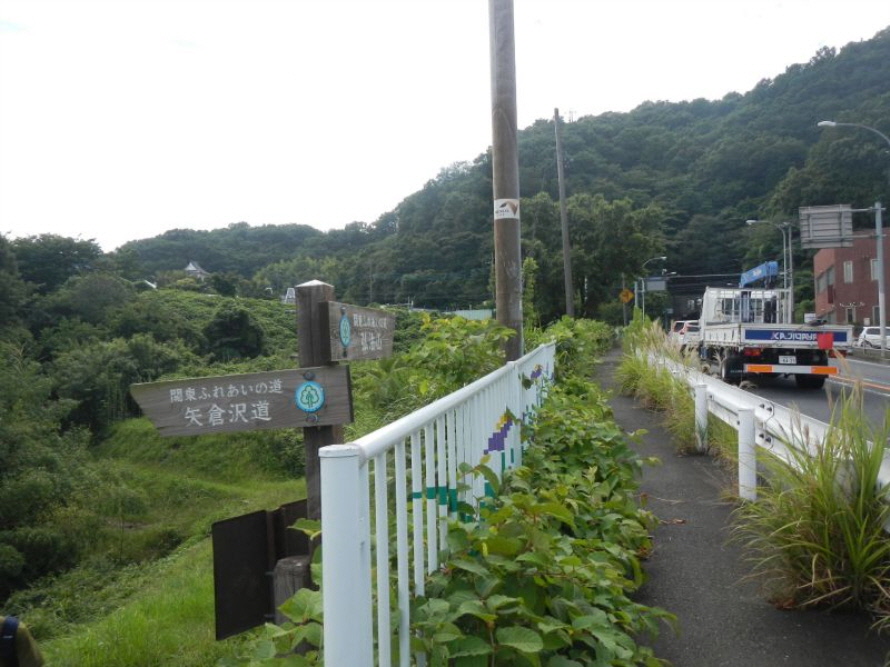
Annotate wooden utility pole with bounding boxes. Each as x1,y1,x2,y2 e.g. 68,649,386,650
554,108,574,317
489,0,523,361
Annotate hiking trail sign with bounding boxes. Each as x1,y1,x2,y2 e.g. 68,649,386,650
320,301,396,362
130,366,352,437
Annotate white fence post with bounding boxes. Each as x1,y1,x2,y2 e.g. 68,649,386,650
694,383,708,453
320,444,373,667
737,408,757,501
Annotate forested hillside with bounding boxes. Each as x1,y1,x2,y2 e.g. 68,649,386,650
102,27,890,321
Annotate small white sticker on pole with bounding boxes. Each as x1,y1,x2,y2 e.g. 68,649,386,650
493,199,520,221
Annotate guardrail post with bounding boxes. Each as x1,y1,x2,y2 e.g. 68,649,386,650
737,409,757,501
694,383,708,453
320,444,372,666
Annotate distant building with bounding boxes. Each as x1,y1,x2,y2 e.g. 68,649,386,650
813,232,890,325
184,261,210,281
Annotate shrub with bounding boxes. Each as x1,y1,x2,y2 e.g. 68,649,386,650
411,379,673,666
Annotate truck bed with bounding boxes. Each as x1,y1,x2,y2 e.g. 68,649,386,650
700,322,853,349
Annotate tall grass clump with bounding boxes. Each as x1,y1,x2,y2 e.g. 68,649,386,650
733,385,890,628
615,313,701,453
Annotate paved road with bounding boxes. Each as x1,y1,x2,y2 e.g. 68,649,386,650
594,348,890,667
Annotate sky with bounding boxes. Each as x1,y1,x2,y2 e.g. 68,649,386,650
1,0,889,252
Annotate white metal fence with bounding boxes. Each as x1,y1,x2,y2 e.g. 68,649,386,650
653,355,890,499
319,342,556,667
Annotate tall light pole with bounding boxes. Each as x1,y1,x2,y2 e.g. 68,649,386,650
640,256,667,317
746,219,794,321
818,120,888,351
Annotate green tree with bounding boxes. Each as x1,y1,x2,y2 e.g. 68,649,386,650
202,303,266,362
42,273,136,325
568,194,665,317
12,234,103,294
0,235,27,334
53,335,195,434
0,342,88,596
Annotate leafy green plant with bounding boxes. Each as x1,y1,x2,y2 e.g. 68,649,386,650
410,378,673,666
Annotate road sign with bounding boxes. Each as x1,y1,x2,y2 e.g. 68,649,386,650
320,301,395,362
799,204,854,248
130,366,353,437
619,288,634,303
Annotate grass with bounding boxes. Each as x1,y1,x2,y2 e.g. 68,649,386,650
732,386,890,625
6,419,306,665
41,540,255,666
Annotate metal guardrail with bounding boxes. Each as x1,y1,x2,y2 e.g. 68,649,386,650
653,355,890,496
319,343,556,667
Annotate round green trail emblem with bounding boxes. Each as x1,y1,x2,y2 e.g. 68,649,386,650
339,314,352,348
295,381,325,413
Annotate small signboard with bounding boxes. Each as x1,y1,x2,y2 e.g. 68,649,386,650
130,366,353,437
321,301,395,362
645,277,667,292
619,288,634,304
799,204,854,248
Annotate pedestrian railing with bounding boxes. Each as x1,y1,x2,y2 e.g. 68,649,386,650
319,342,556,667
652,354,890,499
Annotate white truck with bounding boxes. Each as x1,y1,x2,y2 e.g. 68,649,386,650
695,286,853,389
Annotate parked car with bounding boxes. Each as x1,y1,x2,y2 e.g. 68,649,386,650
669,320,700,350
857,326,887,348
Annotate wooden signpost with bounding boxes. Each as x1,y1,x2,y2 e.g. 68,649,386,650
128,279,395,639
130,366,353,437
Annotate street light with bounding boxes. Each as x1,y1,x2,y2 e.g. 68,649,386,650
639,256,667,317
817,120,888,351
746,219,794,322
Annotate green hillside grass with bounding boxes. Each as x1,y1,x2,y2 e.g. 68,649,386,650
7,418,305,665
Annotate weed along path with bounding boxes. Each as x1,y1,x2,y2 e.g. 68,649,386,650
594,348,890,667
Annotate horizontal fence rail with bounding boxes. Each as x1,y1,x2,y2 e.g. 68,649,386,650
320,343,556,667
652,354,890,497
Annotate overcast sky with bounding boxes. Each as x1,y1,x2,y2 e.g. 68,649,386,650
1,0,889,252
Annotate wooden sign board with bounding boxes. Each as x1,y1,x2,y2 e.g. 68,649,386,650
321,301,396,362
130,366,352,437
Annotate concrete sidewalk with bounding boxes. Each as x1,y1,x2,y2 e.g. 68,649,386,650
593,348,890,667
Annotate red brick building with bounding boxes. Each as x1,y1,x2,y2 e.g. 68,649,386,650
813,231,890,325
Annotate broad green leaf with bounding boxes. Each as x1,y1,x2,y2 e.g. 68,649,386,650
457,598,497,623
486,593,520,611
448,635,493,658
571,608,609,631
546,657,584,667
291,517,321,540
278,587,323,623
433,621,464,643
253,639,277,659
536,501,576,527
477,463,501,496
485,535,523,556
495,626,544,653
451,557,490,577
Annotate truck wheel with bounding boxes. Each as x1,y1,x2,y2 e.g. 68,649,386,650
720,355,742,385
795,374,826,389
